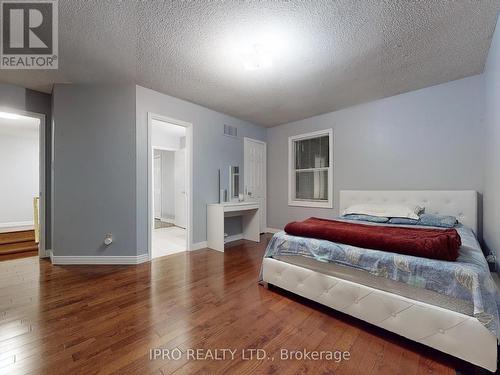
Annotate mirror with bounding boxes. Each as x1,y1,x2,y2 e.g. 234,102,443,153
229,166,240,201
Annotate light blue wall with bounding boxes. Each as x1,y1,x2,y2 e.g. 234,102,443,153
39,82,266,258
484,15,500,265
136,85,266,250
52,84,137,256
7,52,491,259
267,75,485,235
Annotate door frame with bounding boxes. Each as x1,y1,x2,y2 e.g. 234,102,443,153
243,137,267,232
147,113,193,259
0,107,47,257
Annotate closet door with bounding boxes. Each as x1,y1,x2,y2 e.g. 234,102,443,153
244,138,267,233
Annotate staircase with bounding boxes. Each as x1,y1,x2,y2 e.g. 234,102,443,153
0,230,38,257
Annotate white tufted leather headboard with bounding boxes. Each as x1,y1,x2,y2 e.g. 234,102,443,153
339,190,478,233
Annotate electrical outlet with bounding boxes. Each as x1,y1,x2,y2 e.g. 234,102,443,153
104,233,113,246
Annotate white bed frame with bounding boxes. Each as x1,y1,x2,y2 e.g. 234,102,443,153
262,190,497,371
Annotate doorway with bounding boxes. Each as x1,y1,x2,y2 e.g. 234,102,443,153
148,113,192,259
0,109,46,260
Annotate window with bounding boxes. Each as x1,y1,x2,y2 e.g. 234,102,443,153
288,129,333,208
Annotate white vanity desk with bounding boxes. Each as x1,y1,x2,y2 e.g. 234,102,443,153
207,201,260,252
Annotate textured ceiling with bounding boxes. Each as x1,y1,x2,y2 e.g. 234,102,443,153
1,1,499,127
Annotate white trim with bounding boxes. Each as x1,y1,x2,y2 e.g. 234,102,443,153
191,241,207,251
0,107,46,257
0,221,34,228
243,137,266,146
50,252,149,265
136,253,150,263
148,113,194,260
265,227,282,234
288,200,332,208
225,233,243,243
153,146,179,152
288,129,333,209
0,225,34,233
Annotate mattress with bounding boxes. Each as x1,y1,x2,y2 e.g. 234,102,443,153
274,254,473,315
262,224,500,338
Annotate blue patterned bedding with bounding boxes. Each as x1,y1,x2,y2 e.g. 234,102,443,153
262,223,500,338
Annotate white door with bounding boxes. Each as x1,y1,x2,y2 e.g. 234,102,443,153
153,155,162,219
174,149,187,228
244,138,266,233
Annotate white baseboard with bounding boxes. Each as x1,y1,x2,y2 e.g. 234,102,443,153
0,220,34,228
50,251,150,265
0,221,34,233
160,217,175,224
137,253,149,263
191,241,207,251
265,227,282,234
225,233,243,243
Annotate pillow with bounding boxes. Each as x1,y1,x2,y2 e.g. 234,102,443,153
342,203,423,220
388,217,419,225
341,214,389,223
419,213,457,228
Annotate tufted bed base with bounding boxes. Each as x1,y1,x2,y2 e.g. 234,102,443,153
262,190,497,371
262,257,497,371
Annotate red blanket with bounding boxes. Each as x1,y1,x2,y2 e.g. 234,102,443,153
284,217,461,261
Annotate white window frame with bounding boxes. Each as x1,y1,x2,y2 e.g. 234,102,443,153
288,129,333,208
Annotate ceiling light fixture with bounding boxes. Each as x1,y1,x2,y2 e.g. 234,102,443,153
240,44,273,71
0,111,22,120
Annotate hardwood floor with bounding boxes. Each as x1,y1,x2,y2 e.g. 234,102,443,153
0,234,487,374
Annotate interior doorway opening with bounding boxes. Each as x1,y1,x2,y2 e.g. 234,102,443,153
148,114,192,259
0,109,46,260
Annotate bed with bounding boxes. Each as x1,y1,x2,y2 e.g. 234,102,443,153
261,190,499,371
